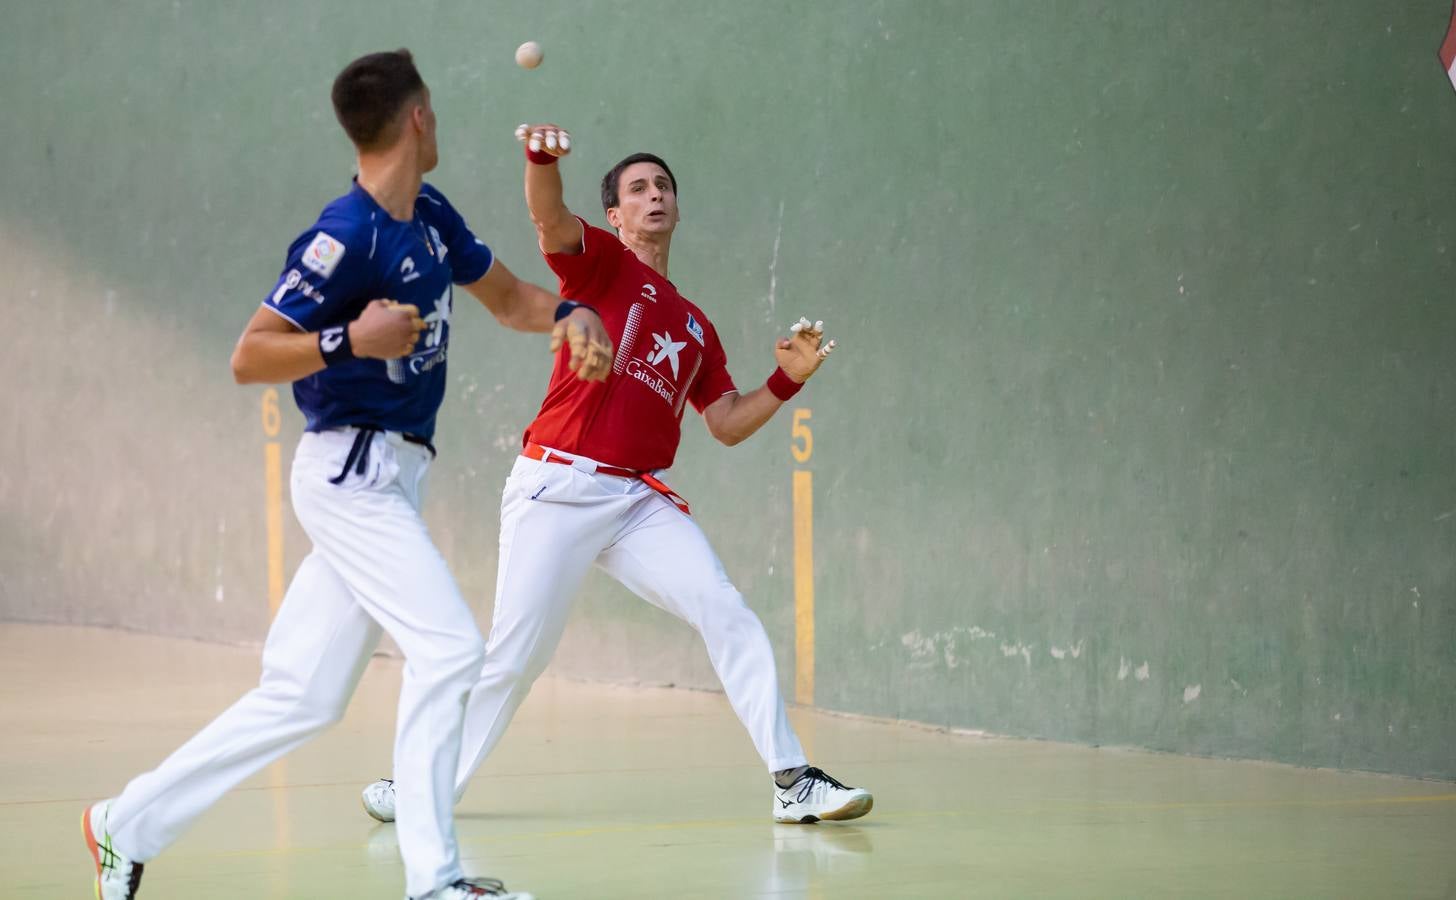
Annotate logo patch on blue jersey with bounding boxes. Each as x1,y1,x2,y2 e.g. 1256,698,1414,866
301,231,345,279
685,312,705,346
272,268,325,305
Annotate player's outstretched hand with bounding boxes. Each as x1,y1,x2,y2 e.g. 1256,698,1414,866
351,299,425,360
774,316,838,384
550,306,613,381
515,123,572,158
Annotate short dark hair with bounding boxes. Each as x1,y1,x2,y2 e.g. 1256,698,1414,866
600,153,678,213
330,49,426,150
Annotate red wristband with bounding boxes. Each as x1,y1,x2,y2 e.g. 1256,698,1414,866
525,146,558,166
766,367,804,401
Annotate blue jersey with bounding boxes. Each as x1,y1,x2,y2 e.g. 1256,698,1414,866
263,181,494,442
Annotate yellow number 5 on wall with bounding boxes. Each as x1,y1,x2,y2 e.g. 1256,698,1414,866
791,408,813,464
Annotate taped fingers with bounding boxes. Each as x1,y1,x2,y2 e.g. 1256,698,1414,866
565,329,612,381
516,124,572,157
548,321,609,380
544,128,570,156
582,338,612,380
789,316,824,340
565,320,590,372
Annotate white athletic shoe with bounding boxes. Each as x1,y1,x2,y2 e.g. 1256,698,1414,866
414,877,535,899
773,767,874,824
362,777,397,823
82,800,144,900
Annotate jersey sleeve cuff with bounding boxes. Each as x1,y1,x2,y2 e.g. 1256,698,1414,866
542,216,590,259
453,250,495,286
259,301,307,332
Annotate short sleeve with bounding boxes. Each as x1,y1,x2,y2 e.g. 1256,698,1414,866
543,218,624,300
689,317,739,413
418,184,495,285
263,225,375,332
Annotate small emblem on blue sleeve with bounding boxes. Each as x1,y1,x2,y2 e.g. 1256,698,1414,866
272,268,326,305
302,231,345,278
272,269,299,304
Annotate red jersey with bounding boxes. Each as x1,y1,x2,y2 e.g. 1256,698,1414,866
522,219,738,471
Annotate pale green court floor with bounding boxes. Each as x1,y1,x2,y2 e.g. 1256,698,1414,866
2,624,1453,899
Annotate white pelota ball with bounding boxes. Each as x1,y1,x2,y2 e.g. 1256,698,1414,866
515,41,543,69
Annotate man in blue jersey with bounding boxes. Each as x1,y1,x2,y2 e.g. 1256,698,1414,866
79,50,606,900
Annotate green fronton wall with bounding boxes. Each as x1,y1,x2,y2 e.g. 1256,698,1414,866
2,1,1453,779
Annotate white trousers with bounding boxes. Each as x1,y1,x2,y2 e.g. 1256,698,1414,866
450,452,808,796
108,429,482,899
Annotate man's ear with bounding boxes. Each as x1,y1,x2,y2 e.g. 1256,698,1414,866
606,206,622,230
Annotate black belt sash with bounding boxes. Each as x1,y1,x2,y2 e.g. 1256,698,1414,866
328,426,436,486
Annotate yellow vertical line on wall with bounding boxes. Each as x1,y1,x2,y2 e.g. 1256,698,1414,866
264,442,285,618
793,469,815,706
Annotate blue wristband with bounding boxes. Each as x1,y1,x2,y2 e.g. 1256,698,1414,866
554,301,598,322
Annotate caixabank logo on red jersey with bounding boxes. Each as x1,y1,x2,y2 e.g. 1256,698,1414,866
625,357,675,405
625,330,688,407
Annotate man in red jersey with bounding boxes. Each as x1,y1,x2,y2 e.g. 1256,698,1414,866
361,124,870,826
